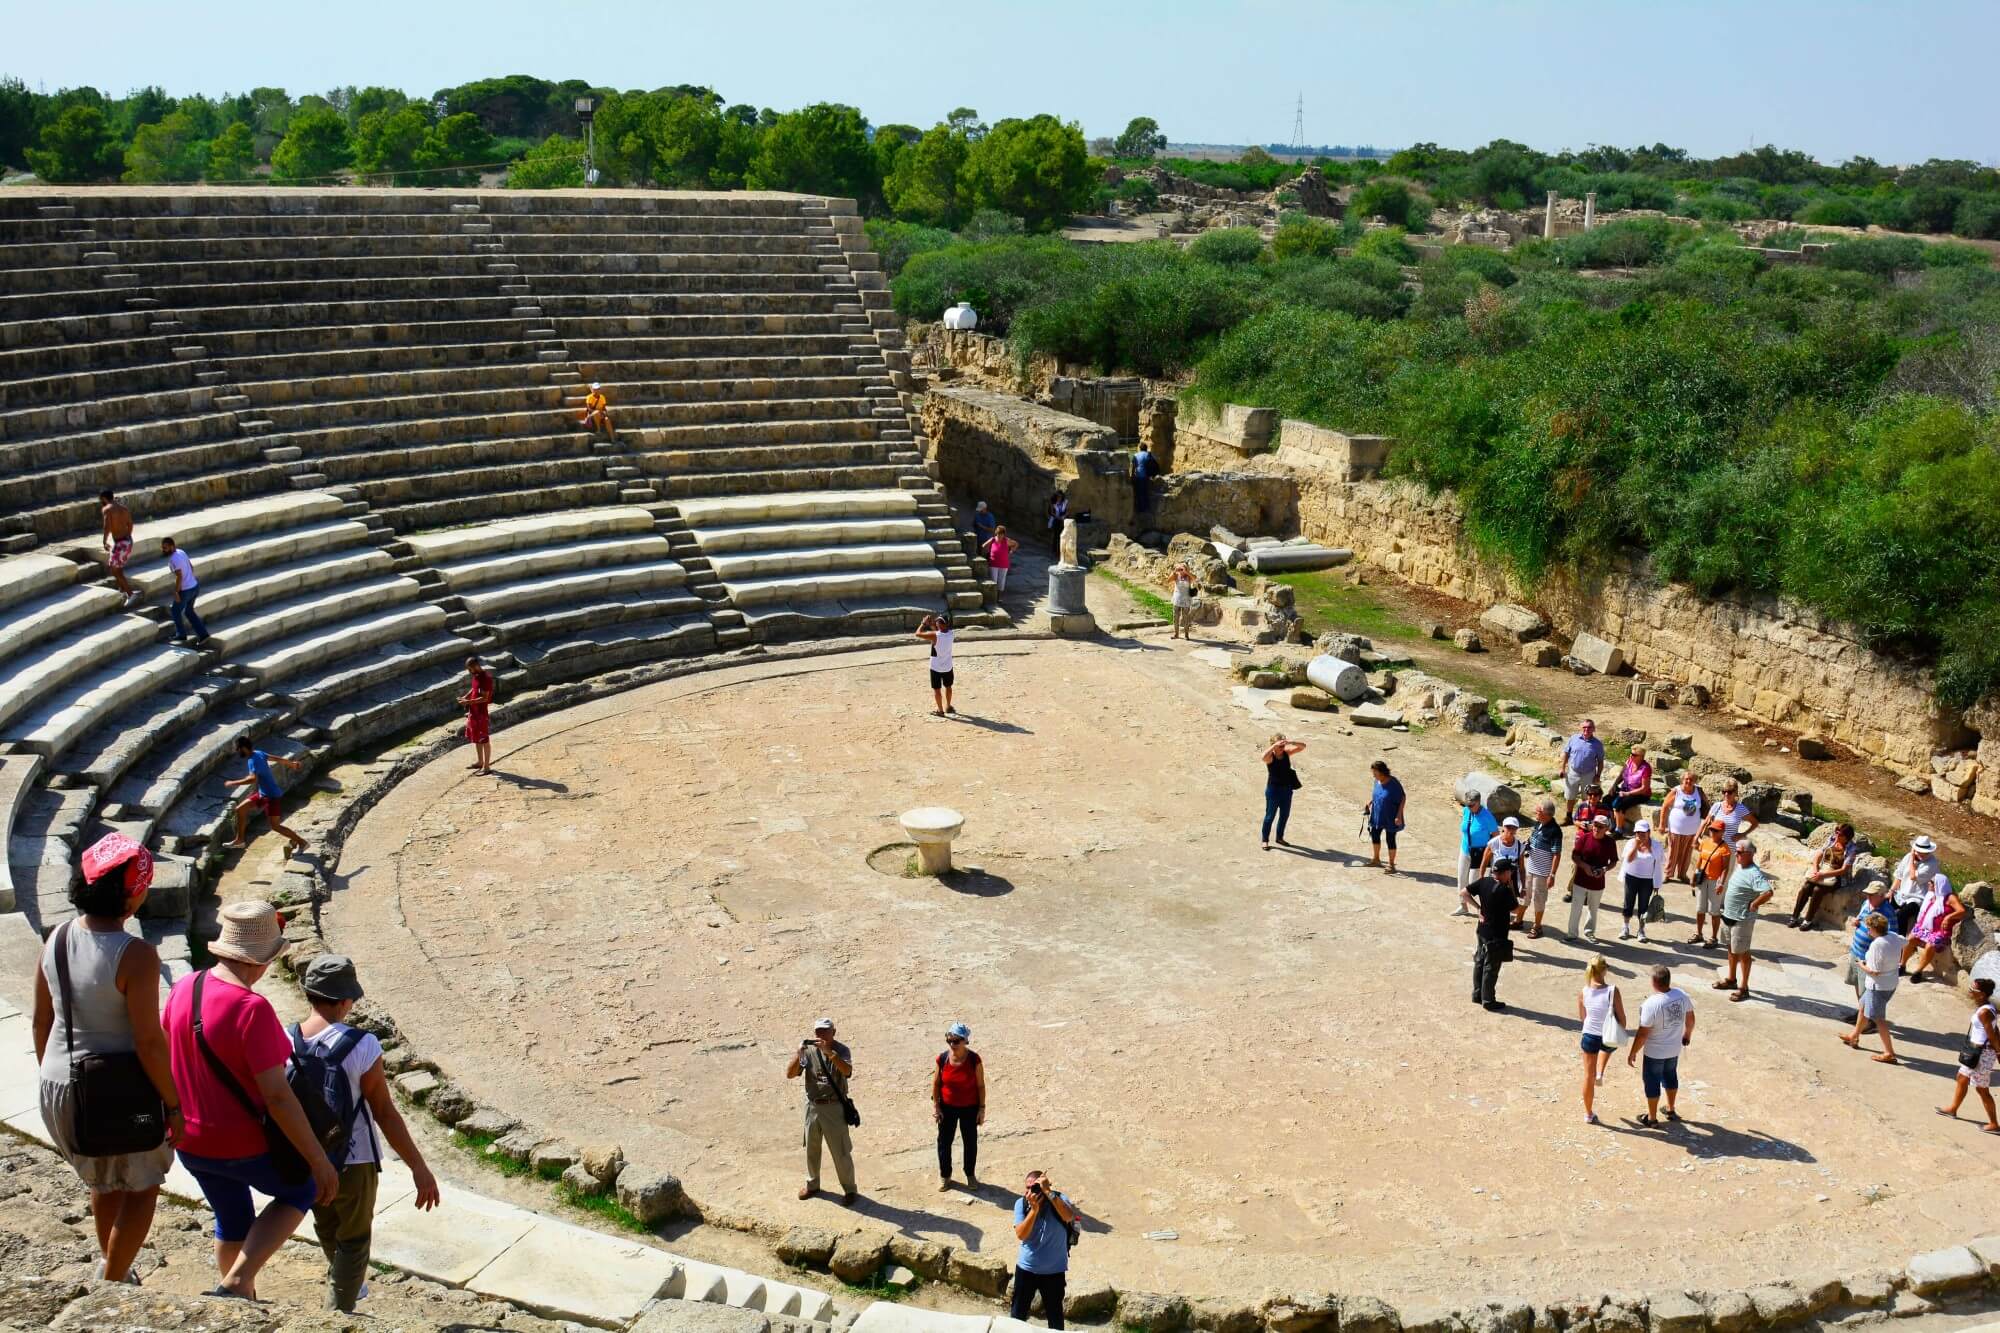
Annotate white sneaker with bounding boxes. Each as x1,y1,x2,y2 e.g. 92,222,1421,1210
1638,931,1650,943
1452,906,1471,917
1618,928,1632,940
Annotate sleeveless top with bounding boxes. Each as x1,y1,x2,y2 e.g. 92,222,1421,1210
1266,751,1295,792
1970,1005,1997,1049
1581,984,1614,1037
38,924,137,1084
936,1049,981,1108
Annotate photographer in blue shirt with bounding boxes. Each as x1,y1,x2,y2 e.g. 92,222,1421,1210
1010,1168,1080,1327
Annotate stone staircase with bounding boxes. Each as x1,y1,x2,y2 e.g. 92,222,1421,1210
0,187,1007,949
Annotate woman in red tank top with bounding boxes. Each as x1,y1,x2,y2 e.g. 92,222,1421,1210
932,1023,985,1190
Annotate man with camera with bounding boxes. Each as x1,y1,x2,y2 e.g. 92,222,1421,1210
1011,1168,1080,1328
784,1018,856,1203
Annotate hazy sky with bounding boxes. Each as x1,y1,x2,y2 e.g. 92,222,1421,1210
6,0,1993,164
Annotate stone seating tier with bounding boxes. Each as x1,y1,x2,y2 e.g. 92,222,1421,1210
2,188,981,927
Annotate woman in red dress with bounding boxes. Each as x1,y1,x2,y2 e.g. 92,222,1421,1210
459,656,494,774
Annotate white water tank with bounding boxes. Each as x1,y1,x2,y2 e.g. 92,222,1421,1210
943,301,979,331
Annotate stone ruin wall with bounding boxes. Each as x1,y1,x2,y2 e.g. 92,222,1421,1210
1290,467,1998,812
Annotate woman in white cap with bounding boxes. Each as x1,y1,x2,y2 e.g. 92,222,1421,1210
1617,820,1666,943
31,833,180,1283
163,901,339,1299
932,1022,985,1190
1890,835,1941,939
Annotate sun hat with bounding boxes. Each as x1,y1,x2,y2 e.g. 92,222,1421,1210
1500,816,1520,828
1911,834,1937,853
209,901,286,966
1593,814,1613,828
946,1022,971,1041
813,1017,835,1032
302,954,365,1002
1633,819,1652,833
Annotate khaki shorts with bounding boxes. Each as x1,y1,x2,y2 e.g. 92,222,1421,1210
1726,916,1757,954
1695,879,1723,915
1525,873,1553,912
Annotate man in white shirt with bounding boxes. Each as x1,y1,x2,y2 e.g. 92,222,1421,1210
1889,834,1941,938
159,536,211,647
1627,964,1695,1127
1841,912,1903,1064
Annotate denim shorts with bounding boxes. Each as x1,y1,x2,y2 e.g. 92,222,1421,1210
1641,1054,1680,1099
1580,1032,1608,1055
178,1150,317,1242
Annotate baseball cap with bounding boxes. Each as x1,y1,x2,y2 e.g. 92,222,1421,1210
1633,819,1652,833
302,954,365,1002
1593,815,1613,828
813,1017,835,1032
1501,817,1520,828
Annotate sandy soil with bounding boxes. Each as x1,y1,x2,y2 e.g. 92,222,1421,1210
327,630,2000,1309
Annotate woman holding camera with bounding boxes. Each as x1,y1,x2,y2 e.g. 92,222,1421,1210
916,612,956,716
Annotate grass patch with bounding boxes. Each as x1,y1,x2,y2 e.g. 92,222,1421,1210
1090,567,1172,620
556,1181,648,1233
451,1129,536,1180
841,1272,919,1302
1502,700,1555,726
1273,571,1419,641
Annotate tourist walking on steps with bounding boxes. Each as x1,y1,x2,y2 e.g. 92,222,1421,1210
1688,819,1733,948
1617,821,1666,942
1364,759,1406,873
933,1023,984,1191
971,501,998,555
1470,859,1520,1011
1011,1169,1079,1329
164,902,340,1300
1713,837,1774,1002
225,736,308,854
1937,977,1999,1134
1788,823,1857,929
1890,835,1944,939
1609,744,1654,834
578,382,614,439
1577,953,1628,1125
160,537,210,647
459,656,495,776
1453,791,1498,916
1659,771,1707,883
1260,733,1305,850
1629,964,1694,1127
293,956,440,1312
1169,561,1198,640
1704,780,1757,849
100,491,141,608
1565,814,1617,941
32,832,179,1284
1045,491,1069,560
1902,872,1965,984
917,612,956,716
1517,800,1563,936
985,526,1019,594
1557,719,1604,823
1840,913,1903,1065
787,1018,857,1202
1131,442,1158,514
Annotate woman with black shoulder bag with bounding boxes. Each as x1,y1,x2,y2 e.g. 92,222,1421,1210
31,833,181,1283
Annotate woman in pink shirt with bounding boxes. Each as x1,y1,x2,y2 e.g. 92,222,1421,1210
164,902,338,1299
985,525,1019,593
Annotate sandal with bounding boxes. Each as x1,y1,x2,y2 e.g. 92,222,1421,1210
1637,1114,1658,1127
1871,1054,1898,1064
1711,980,1735,990
1664,1108,1681,1122
1935,1107,1958,1119
1839,1034,1859,1049
1730,990,1749,1003
1983,1125,2000,1135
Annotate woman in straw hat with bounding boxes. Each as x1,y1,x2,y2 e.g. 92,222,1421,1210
163,901,339,1299
31,832,181,1283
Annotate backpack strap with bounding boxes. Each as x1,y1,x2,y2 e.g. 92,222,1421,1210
190,970,265,1122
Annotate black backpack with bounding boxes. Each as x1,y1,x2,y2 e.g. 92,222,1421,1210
287,1023,375,1166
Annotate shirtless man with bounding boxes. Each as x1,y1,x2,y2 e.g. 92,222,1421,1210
99,491,141,606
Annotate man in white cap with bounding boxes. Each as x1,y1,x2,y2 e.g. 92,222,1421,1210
785,1017,856,1203
1889,834,1940,939
578,381,615,440
1713,837,1774,1002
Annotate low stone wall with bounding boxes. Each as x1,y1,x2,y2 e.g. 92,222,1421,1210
1285,458,1988,796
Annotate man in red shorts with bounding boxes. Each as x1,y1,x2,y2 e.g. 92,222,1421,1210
224,735,308,854
99,490,141,607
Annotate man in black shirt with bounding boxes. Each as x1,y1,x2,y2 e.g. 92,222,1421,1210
1471,859,1520,1011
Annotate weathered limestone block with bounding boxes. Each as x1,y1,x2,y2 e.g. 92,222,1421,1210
1572,632,1625,675
616,1168,687,1224
1117,1291,1194,1333
1906,1245,1986,1296
828,1232,891,1283
1455,772,1521,818
946,1247,1011,1296
1274,420,1394,481
1479,603,1550,644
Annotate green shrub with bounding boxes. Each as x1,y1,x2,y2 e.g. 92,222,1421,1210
1798,195,1870,228
1188,227,1265,265
891,235,1083,328
1549,217,1675,268
1271,215,1342,261
1268,260,1407,320
1351,227,1417,264
864,219,955,278
1436,245,1518,287
1350,178,1428,230
1010,258,1253,375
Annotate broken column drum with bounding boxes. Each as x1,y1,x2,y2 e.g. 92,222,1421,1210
1306,655,1368,703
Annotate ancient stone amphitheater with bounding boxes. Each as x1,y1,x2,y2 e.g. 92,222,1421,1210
0,187,999,950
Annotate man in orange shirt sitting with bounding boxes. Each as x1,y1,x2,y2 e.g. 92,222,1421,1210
578,381,615,440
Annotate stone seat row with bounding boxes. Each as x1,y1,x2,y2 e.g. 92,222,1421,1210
0,191,820,220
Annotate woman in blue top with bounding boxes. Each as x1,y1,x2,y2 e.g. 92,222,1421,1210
1363,760,1407,874
1260,733,1306,850
1454,791,1498,916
